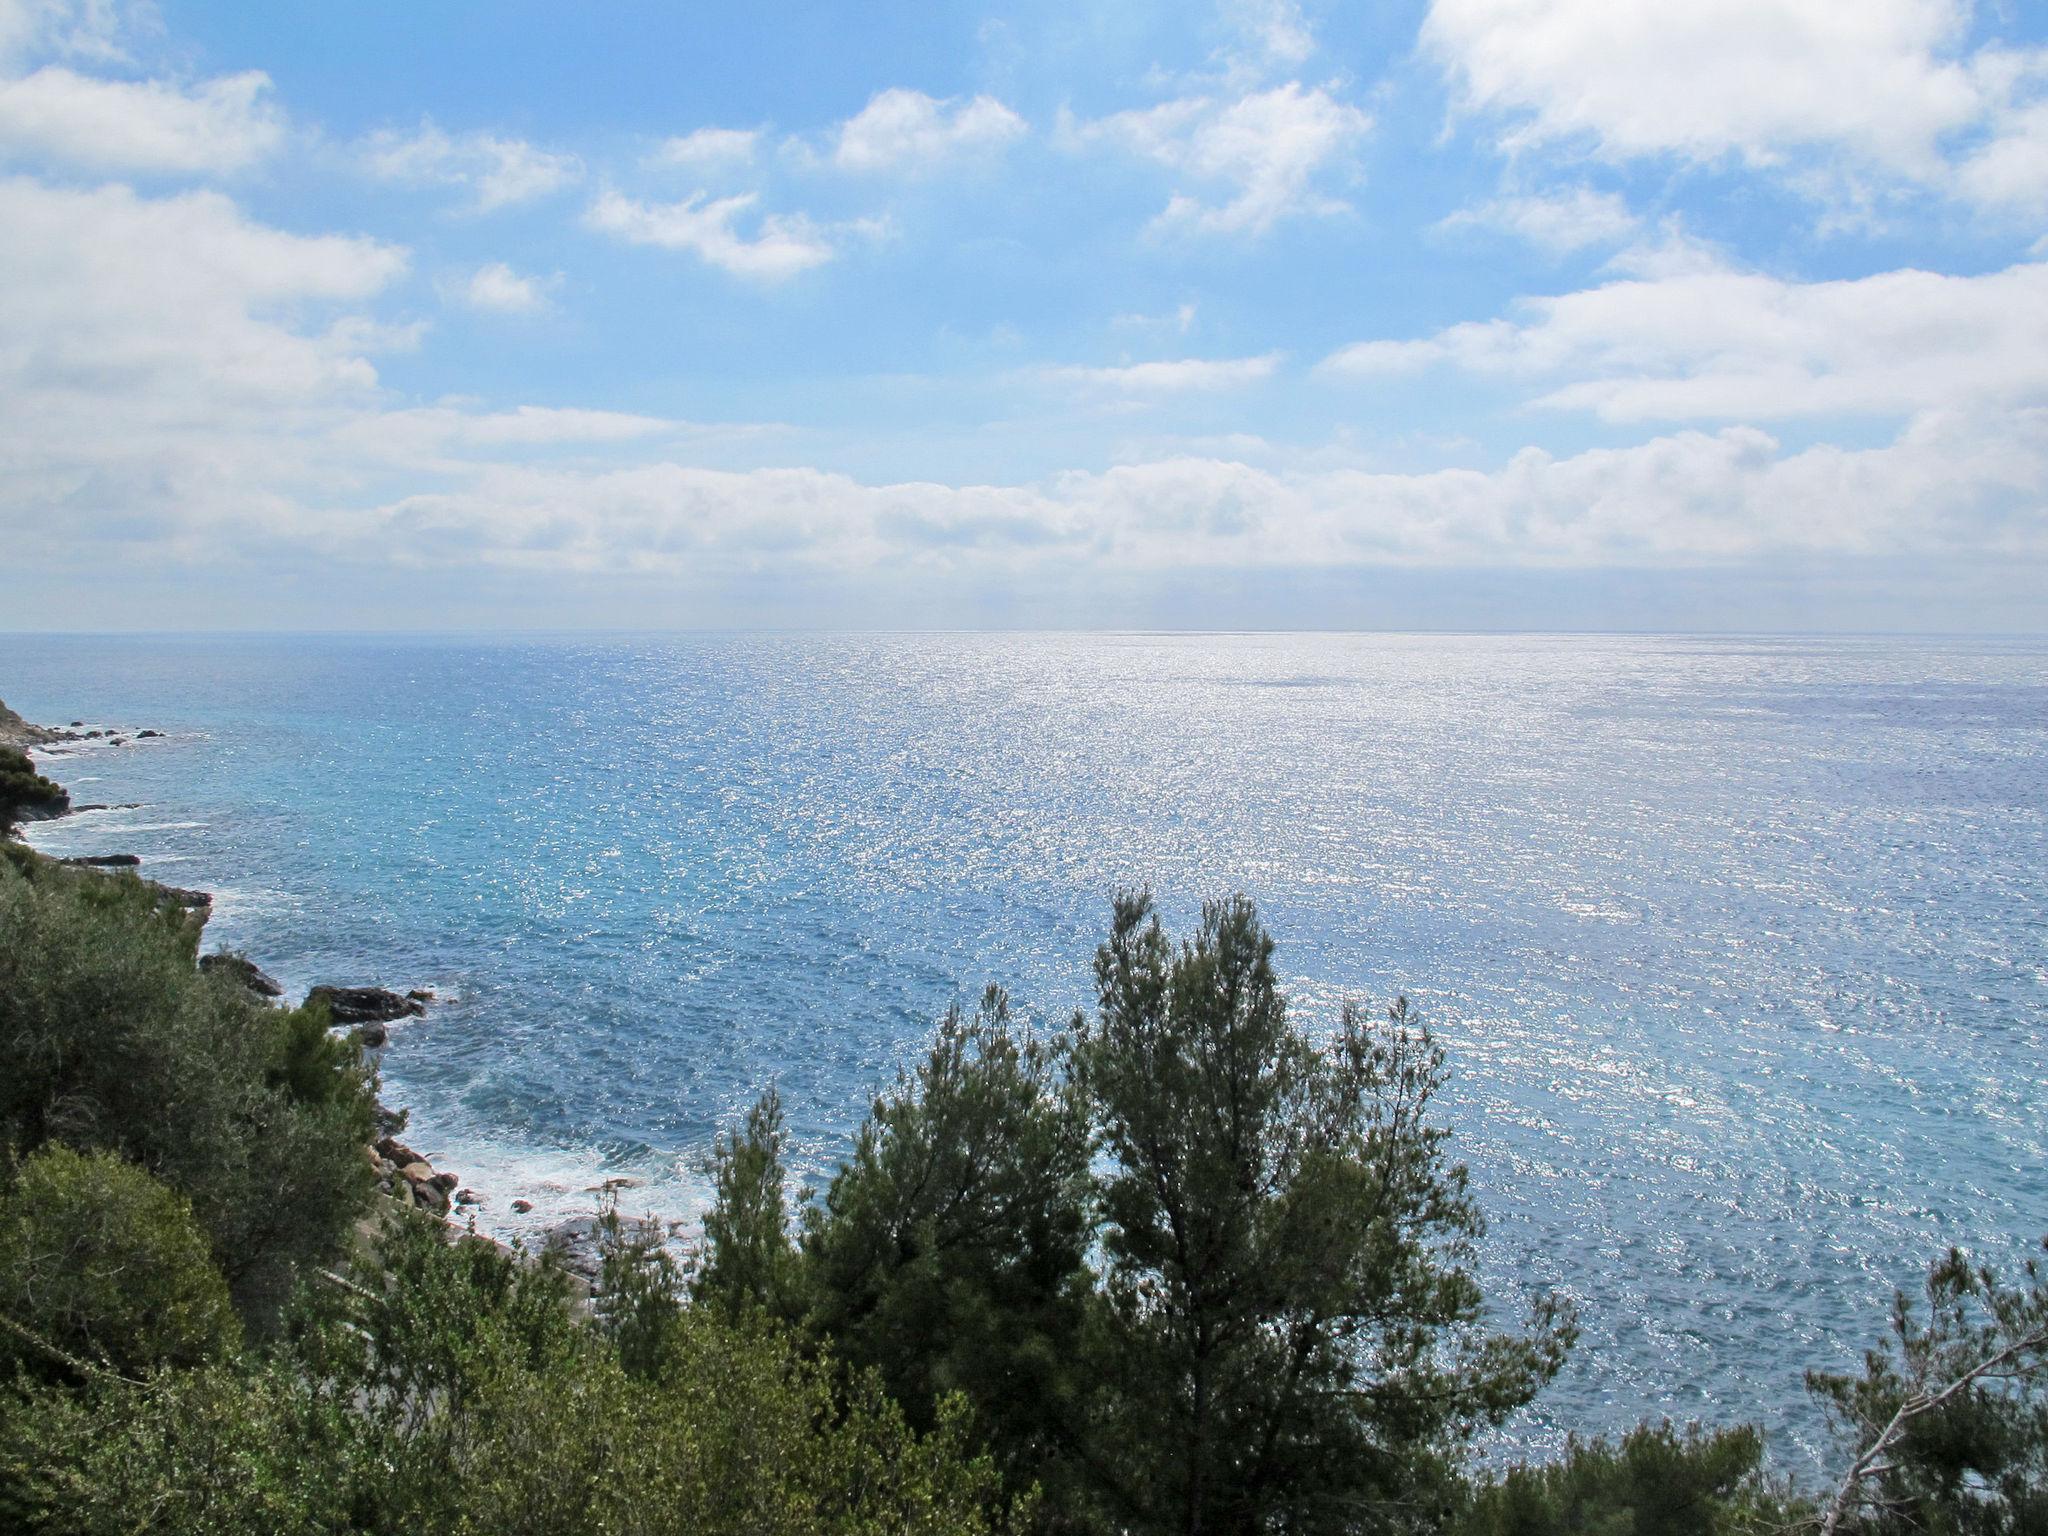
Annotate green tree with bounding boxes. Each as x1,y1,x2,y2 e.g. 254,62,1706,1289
1807,1239,2048,1535
0,746,66,837
1458,1421,1774,1536
0,1144,240,1384
1074,892,1574,1536
693,1082,804,1323
802,985,1096,1508
0,848,375,1326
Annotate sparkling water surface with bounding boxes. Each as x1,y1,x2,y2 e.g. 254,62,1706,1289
7,631,2045,1462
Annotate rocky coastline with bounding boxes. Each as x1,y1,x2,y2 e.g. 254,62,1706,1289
2,696,518,1256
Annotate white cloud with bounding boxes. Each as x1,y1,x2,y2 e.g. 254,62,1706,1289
344,408,2048,581
831,87,1025,172
0,175,409,556
585,187,835,280
455,260,554,314
0,179,2037,594
0,0,155,70
1321,252,2048,423
1224,0,1314,70
1041,353,1281,392
1424,0,1992,177
1439,186,1639,254
1063,82,1371,235
0,65,280,172
653,125,760,170
1958,98,2048,217
362,120,580,212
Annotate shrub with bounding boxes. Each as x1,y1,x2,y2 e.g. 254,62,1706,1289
0,849,375,1327
0,1144,239,1384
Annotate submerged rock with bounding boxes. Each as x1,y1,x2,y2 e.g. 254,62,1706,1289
306,985,427,1026
200,951,284,998
541,1212,664,1282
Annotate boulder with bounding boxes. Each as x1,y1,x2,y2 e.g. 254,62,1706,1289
200,951,284,998
354,1023,388,1049
306,985,426,1026
137,729,161,739
511,1199,534,1214
63,853,141,867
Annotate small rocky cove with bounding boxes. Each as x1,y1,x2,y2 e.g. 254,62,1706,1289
5,696,630,1280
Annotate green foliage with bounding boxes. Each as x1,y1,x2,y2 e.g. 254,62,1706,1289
1807,1240,2048,1535
0,746,67,836
1458,1422,1774,1536
1072,893,1575,1534
694,1081,805,1323
0,849,376,1326
802,985,1095,1507
0,1144,240,1384
0,1213,1017,1536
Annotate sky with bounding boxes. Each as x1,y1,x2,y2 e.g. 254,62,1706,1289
1,0,2045,632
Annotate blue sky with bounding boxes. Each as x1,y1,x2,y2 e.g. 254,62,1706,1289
2,0,2045,630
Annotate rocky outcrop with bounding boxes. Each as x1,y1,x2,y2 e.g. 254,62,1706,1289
63,852,141,867
0,698,61,749
200,951,284,998
0,744,69,833
306,985,427,1026
369,1135,462,1215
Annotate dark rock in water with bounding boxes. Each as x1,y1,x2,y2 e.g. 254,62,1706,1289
456,1188,483,1207
63,853,140,867
542,1213,662,1281
147,882,212,914
406,987,436,1003
511,1199,534,1214
354,1022,388,1049
200,952,283,997
306,985,427,1026
137,729,161,738
68,721,82,728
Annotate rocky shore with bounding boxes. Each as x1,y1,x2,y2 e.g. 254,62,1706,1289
3,696,490,1245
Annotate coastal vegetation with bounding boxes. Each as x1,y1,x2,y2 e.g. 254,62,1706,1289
2,737,2045,1534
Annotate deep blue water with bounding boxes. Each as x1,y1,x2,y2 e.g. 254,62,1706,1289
6,631,2045,1461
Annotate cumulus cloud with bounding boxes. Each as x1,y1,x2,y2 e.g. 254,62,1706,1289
1423,0,2048,219
830,87,1025,172
1958,98,2048,218
1424,0,1989,174
0,175,410,557
0,0,155,70
342,409,2048,582
1438,186,1639,254
585,187,835,280
362,120,580,212
1040,353,1281,392
652,125,760,170
454,260,554,314
0,176,2039,597
1321,252,2048,423
1062,82,1371,235
0,64,281,172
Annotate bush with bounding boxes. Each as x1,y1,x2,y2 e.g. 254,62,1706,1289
0,746,66,836
0,1215,1017,1536
0,849,375,1327
0,1144,240,1384
1458,1422,1774,1536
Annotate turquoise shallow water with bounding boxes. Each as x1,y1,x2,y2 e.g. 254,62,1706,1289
7,631,2046,1460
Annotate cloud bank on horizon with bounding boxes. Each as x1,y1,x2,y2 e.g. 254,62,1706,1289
0,0,2044,630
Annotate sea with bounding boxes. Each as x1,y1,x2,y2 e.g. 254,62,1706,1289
5,631,2045,1464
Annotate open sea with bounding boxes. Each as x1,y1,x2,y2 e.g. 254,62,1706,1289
6,630,2045,1463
